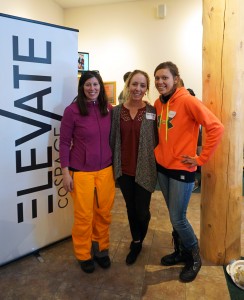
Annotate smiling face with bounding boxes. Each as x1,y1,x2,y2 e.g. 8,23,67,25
128,73,148,102
83,77,100,101
154,68,178,96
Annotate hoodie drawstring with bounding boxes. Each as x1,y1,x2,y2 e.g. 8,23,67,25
159,100,170,141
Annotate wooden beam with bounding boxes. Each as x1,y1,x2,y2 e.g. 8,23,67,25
201,0,244,264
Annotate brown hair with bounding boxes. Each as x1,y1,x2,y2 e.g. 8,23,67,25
123,69,150,101
154,61,180,77
74,71,108,116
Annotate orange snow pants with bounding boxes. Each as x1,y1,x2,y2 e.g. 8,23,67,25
70,166,115,261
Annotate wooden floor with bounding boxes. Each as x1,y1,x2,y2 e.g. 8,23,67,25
0,188,243,299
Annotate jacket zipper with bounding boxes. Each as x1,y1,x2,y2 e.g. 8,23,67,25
93,101,102,170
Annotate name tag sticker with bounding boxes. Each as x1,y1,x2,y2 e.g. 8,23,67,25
146,112,156,120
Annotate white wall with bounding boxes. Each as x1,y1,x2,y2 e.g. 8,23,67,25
64,0,202,102
0,0,64,26
0,0,202,102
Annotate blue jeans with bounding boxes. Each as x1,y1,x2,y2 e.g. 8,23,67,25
157,172,197,250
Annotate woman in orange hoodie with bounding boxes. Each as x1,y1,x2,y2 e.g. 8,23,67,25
154,61,224,282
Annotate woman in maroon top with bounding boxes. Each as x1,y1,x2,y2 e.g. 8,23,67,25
110,70,158,265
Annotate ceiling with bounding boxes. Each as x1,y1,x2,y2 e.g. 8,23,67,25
54,0,142,9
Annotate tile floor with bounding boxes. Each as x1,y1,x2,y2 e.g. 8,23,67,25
0,189,243,300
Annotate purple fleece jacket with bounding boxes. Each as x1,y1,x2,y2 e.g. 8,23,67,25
60,101,113,171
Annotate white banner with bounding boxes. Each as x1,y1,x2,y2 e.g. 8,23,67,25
0,13,78,266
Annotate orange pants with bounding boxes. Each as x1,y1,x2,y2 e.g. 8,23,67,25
70,166,115,261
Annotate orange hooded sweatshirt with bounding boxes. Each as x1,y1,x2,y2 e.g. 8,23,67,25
154,87,224,172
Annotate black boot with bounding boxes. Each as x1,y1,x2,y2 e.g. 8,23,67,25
80,259,95,273
179,245,202,282
161,230,188,266
126,242,142,265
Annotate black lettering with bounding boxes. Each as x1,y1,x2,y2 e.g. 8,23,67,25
13,36,51,64
17,203,23,223
54,167,62,177
54,127,60,136
58,186,68,197
13,65,51,89
55,157,60,163
14,88,62,121
58,197,69,208
54,139,59,151
54,177,63,186
16,147,52,173
0,109,51,146
17,171,52,196
48,195,53,213
32,199,37,218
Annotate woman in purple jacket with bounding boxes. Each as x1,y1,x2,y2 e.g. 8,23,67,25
60,71,115,274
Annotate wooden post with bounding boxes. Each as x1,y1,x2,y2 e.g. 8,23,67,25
200,0,244,264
